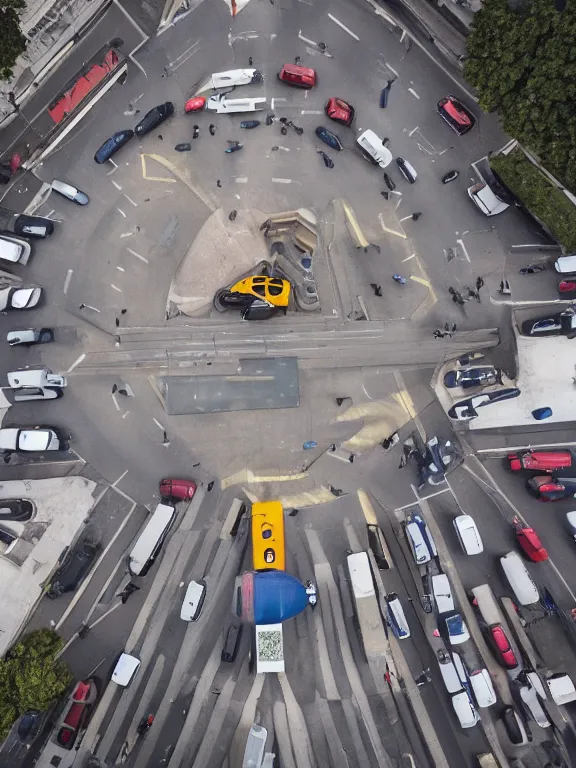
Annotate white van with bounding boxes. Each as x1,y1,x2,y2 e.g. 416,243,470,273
437,649,466,693
451,690,479,728
0,234,31,265
405,514,436,565
112,653,141,687
467,182,510,216
470,669,496,707
385,593,410,639
432,573,455,614
546,673,576,705
519,684,550,727
129,503,176,577
356,130,393,168
211,69,262,89
554,254,576,274
207,93,266,113
500,551,539,605
453,515,483,555
180,580,207,621
7,368,66,402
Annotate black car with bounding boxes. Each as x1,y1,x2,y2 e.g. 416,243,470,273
46,540,99,599
0,499,35,521
13,214,54,238
94,130,134,164
221,622,243,662
134,102,175,138
315,125,343,151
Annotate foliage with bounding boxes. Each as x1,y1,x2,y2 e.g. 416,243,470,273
491,151,576,250
0,629,72,741
0,0,27,81
464,0,576,193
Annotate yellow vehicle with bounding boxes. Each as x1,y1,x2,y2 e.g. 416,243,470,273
251,501,285,571
228,276,291,307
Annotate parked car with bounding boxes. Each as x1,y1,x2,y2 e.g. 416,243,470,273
356,129,392,168
0,286,42,311
500,705,529,745
443,366,501,389
17,710,46,744
445,613,470,645
222,622,243,662
53,679,97,749
0,426,70,453
521,309,576,337
208,69,262,89
437,95,475,135
404,512,437,564
278,63,316,88
0,498,35,521
566,511,576,543
134,102,175,138
467,182,510,216
527,475,576,502
94,130,134,164
51,180,89,205
324,97,354,126
315,126,343,151
558,278,576,297
508,450,573,472
13,214,54,238
396,157,417,183
7,327,54,346
159,478,197,501
0,233,31,264
184,96,206,113
448,388,521,421
47,540,99,599
515,524,548,562
206,94,266,114
554,254,576,274
0,524,18,553
487,623,518,669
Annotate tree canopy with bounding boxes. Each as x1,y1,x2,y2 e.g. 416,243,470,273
464,0,576,192
0,0,27,81
0,629,72,740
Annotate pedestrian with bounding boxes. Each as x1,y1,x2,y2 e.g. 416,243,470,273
217,180,222,188
411,212,422,221
158,134,163,140
288,508,299,517
476,276,484,291
466,287,480,302
209,124,217,136
117,388,128,396
207,481,214,492
249,56,253,66
193,126,199,139
380,191,389,200
115,317,120,327
348,454,355,463
79,303,86,310
112,384,118,394
294,56,302,65
162,431,170,446
328,485,344,497
370,283,383,297
229,210,237,221
330,444,336,452
433,329,446,339
336,397,350,406
382,137,390,145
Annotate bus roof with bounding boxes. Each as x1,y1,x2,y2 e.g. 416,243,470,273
129,503,175,576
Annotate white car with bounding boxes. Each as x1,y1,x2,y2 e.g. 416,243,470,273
206,93,266,114
0,286,42,310
356,129,393,168
0,426,70,453
467,182,509,216
210,68,262,89
0,234,31,265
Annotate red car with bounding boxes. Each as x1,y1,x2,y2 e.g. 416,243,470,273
159,478,197,501
184,96,206,113
324,97,354,127
508,449,573,472
437,95,475,136
278,63,316,89
526,475,576,502
515,525,548,562
488,624,518,669
55,679,97,749
559,279,576,298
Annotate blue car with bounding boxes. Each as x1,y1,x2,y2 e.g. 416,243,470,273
94,130,134,164
315,125,343,151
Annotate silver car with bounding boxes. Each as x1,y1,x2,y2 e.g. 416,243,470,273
0,234,31,265
0,286,42,310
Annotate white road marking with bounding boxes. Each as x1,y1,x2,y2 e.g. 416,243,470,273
328,13,359,40
386,62,399,77
120,230,136,238
124,194,138,207
276,146,290,152
301,109,323,114
153,418,164,430
106,160,118,176
111,284,123,293
63,269,73,294
66,353,86,373
122,411,130,419
111,393,121,411
408,126,419,137
402,253,416,262
456,238,470,262
112,180,122,190
112,469,129,487
272,178,293,183
46,209,55,218
168,40,200,72
117,208,127,218
408,88,420,99
399,215,412,222
298,30,317,46
235,177,248,183
116,266,125,272
127,248,148,263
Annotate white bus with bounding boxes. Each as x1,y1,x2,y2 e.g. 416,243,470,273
128,503,176,576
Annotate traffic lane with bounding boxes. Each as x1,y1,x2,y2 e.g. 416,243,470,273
0,3,145,160
473,456,576,601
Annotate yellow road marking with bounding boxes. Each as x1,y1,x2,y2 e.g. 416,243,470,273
342,200,370,248
140,153,177,183
409,275,430,287
357,489,378,525
378,213,407,239
141,153,216,211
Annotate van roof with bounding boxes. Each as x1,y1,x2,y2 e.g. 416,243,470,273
112,653,140,685
432,573,454,614
454,515,483,554
500,551,539,605
555,254,576,274
469,183,509,215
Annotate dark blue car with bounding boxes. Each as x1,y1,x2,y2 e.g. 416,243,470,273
94,130,134,164
315,125,343,151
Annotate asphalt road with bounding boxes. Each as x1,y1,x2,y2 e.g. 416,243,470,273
1,0,575,767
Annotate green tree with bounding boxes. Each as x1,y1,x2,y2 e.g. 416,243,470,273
0,629,72,740
464,0,576,192
0,0,27,81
